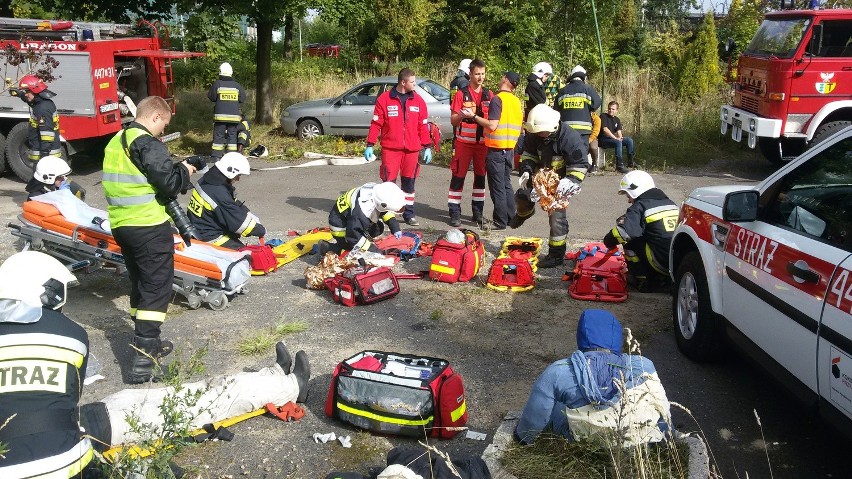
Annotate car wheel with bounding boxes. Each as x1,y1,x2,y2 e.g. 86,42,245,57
672,251,725,361
297,119,323,140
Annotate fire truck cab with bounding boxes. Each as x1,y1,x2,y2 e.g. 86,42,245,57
0,17,202,181
720,9,852,164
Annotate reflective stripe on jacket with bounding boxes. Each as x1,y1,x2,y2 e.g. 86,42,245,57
102,128,170,228
554,80,602,134
485,91,523,150
455,86,491,144
208,77,245,123
366,89,431,152
187,167,264,241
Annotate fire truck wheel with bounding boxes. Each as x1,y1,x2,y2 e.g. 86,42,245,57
5,122,68,182
672,251,726,361
0,130,6,176
811,121,852,149
757,137,803,166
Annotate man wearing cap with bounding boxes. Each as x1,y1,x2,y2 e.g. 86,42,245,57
554,65,602,158
208,62,246,159
463,72,523,229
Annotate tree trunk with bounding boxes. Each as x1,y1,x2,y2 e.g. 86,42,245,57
284,14,294,61
255,20,274,125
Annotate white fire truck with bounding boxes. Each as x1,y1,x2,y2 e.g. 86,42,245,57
0,17,202,181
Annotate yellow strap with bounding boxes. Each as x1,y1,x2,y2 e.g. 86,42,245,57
450,400,467,422
337,402,432,426
430,264,456,275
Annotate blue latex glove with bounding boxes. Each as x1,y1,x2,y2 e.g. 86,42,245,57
394,231,403,240
364,146,375,162
58,179,71,190
422,147,433,164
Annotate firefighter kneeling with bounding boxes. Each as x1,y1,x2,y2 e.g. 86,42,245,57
0,252,94,478
318,181,406,256
603,171,679,293
187,152,266,249
509,104,588,268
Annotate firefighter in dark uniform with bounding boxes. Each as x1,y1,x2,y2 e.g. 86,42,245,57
208,62,246,159
235,115,251,153
0,251,93,479
187,152,266,249
24,155,83,201
14,75,62,166
554,65,602,158
102,96,199,384
449,59,471,100
320,181,406,255
603,170,679,292
509,104,587,268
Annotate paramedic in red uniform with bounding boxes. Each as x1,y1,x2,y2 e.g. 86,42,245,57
364,68,433,227
102,96,198,384
0,252,94,479
448,59,491,228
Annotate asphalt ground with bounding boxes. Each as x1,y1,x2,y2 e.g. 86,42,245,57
0,151,849,478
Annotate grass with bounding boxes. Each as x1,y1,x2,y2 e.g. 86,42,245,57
236,320,309,356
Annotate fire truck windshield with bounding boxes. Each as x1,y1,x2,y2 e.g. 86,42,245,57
744,18,811,59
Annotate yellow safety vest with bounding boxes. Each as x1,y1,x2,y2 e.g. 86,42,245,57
102,128,170,228
484,91,523,149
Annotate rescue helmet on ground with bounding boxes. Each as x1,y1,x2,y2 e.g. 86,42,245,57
0,251,76,310
34,155,71,185
248,144,269,157
524,104,561,134
618,170,655,200
458,59,472,75
219,62,233,77
570,65,587,80
532,62,553,79
19,75,48,93
372,182,406,213
216,152,251,179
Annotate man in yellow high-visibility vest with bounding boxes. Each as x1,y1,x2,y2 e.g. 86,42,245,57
102,96,198,384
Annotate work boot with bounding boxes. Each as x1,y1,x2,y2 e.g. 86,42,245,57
472,212,483,226
508,213,531,229
538,245,567,269
616,163,630,174
127,336,173,384
627,154,636,168
293,350,311,403
275,341,292,373
449,214,462,228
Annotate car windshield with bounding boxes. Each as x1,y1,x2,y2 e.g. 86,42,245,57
418,80,451,102
744,17,810,58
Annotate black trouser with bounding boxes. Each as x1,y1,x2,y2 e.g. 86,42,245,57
212,122,239,159
112,222,174,338
624,237,667,280
485,148,516,228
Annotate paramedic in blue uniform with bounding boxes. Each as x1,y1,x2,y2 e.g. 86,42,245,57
102,96,199,384
0,251,94,479
208,62,246,159
187,152,266,249
603,170,679,293
319,181,406,255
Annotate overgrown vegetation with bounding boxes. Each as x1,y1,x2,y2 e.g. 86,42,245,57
236,320,309,356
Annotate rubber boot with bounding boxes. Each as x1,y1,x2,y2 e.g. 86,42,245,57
127,336,173,384
293,350,311,403
538,245,566,269
275,341,292,373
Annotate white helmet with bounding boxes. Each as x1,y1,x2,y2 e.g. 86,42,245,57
524,104,561,134
372,182,406,213
219,62,233,77
618,170,655,200
216,152,251,179
458,59,472,75
0,251,76,312
570,65,587,80
532,62,553,79
34,155,71,185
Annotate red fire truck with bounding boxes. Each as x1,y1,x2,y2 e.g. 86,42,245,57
719,8,852,164
0,17,202,181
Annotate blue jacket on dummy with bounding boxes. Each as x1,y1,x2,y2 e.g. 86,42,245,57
514,309,659,444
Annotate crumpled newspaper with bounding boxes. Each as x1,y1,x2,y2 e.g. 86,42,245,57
533,168,575,213
304,252,357,289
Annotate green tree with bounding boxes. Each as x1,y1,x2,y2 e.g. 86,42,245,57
717,0,764,61
676,11,721,100
370,0,443,69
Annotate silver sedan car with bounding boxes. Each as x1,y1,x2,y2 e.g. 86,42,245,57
280,76,453,140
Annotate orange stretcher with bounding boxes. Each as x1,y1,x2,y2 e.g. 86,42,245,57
8,200,251,311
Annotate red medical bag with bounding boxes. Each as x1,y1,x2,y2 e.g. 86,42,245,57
566,242,628,302
429,229,484,283
239,240,278,274
324,266,400,306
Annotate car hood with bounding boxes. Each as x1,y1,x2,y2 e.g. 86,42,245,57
689,185,753,208
287,99,333,111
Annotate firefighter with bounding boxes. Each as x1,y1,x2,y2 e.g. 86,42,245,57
320,181,406,255
235,115,251,153
208,62,246,159
554,65,602,158
14,75,62,165
448,58,490,227
449,58,471,99
603,170,679,293
509,104,587,268
524,62,551,118
0,251,94,478
187,152,266,249
102,96,199,384
24,155,85,201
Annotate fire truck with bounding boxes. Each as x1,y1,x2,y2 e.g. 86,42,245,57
0,17,203,181
719,8,852,164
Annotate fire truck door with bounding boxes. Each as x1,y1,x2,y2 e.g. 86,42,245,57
791,20,852,119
